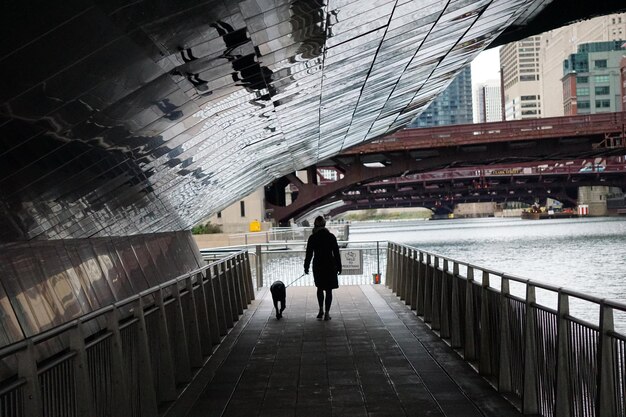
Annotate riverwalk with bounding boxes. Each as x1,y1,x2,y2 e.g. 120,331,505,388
164,285,527,417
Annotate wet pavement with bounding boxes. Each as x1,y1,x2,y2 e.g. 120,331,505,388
164,285,525,417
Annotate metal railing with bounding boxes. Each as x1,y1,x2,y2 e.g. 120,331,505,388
0,251,254,417
226,224,350,247
386,242,626,417
201,240,386,288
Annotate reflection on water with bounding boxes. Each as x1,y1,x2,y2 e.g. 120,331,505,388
350,217,626,330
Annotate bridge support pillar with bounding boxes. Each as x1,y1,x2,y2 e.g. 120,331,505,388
578,186,622,216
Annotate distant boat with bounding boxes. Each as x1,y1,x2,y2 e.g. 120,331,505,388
521,209,578,220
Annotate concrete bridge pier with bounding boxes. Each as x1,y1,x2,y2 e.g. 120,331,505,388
578,186,623,216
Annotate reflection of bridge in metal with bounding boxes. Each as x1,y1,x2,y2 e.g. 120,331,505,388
266,112,626,223
330,157,626,215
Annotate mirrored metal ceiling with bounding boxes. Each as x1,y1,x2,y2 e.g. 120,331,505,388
0,0,549,241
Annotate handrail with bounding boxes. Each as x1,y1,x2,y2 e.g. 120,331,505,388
0,251,244,360
201,240,626,312
0,246,256,417
390,241,626,309
385,240,626,415
200,239,384,253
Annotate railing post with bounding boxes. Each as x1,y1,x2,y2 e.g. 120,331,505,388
431,256,441,331
244,251,255,302
450,262,462,348
18,340,42,417
391,244,398,292
155,289,178,401
226,259,241,321
479,271,491,375
236,254,248,308
404,246,411,302
440,259,451,339
387,244,395,291
403,248,412,304
464,267,477,361
227,258,243,316
409,250,418,311
217,263,234,329
405,249,414,306
171,284,192,383
423,254,433,323
384,244,391,289
195,271,216,354
107,307,130,417
399,246,406,300
555,290,571,417
523,284,539,414
498,277,512,393
398,246,406,300
416,252,425,316
184,275,204,368
376,241,380,280
132,298,159,417
597,302,617,417
232,256,245,312
70,322,95,417
255,245,263,288
237,254,248,309
212,264,229,335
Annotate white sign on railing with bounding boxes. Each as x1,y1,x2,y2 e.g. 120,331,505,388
340,249,363,275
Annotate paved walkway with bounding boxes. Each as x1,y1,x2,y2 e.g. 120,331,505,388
164,285,525,417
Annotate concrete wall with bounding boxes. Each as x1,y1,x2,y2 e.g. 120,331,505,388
495,208,525,218
454,202,497,217
208,188,268,233
577,185,623,215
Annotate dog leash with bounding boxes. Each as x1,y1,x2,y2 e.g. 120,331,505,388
285,273,307,288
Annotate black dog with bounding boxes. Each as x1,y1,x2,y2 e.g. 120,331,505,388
270,280,286,319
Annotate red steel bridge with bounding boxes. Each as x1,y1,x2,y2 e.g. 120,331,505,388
265,112,626,223
328,157,626,216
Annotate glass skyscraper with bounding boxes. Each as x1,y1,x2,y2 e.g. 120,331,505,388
410,67,473,127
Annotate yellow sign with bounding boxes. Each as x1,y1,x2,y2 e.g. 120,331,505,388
487,168,522,175
249,220,261,232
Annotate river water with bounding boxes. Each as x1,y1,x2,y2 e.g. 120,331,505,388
349,217,626,329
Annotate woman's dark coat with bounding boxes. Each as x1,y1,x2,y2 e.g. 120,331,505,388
304,227,342,290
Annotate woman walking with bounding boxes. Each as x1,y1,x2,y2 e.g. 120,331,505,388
304,216,342,320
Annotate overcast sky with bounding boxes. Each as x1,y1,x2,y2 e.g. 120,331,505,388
471,46,501,87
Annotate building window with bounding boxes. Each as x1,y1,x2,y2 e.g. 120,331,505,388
576,87,589,96
595,99,610,108
594,60,607,69
578,101,590,109
595,86,610,95
240,201,246,217
594,75,609,83
521,95,537,100
576,76,588,84
217,211,222,218
519,75,536,81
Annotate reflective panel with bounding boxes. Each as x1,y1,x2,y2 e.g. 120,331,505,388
0,0,550,240
0,232,199,351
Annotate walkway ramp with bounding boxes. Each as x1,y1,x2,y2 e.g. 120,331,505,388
165,285,525,417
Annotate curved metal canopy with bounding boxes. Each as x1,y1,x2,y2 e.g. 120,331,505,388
0,0,547,241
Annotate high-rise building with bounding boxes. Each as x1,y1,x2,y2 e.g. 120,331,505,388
410,67,473,127
500,36,542,120
474,80,503,122
499,13,626,119
562,41,625,115
620,54,626,110
541,13,626,117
